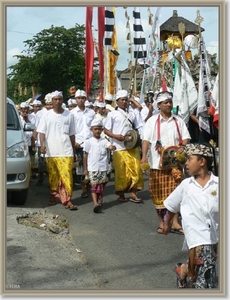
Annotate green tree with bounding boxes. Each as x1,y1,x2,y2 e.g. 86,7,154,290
7,24,86,100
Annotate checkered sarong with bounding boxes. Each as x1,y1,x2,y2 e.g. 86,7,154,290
149,169,182,209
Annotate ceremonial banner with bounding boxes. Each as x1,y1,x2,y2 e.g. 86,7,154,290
146,7,161,89
174,54,198,124
106,7,119,95
172,58,181,111
210,73,219,129
105,7,119,56
85,7,94,97
133,7,147,65
116,74,122,92
197,37,212,133
97,7,105,101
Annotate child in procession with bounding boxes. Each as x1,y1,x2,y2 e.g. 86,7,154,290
83,119,116,213
162,143,218,289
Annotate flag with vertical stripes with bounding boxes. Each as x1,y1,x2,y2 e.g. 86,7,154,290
108,9,119,95
104,7,119,56
133,7,147,65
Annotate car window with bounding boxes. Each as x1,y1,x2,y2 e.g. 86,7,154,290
7,103,21,130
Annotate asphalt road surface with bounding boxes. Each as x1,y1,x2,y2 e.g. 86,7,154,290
6,171,189,295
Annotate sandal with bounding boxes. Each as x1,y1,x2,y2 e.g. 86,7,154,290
65,204,78,210
129,197,142,203
170,227,184,235
48,197,56,206
93,205,101,213
157,227,163,234
50,192,60,200
175,263,187,288
81,192,88,198
117,196,127,202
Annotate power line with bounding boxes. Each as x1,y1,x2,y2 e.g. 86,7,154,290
7,30,34,35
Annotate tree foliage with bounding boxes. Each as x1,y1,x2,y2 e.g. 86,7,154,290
7,24,86,100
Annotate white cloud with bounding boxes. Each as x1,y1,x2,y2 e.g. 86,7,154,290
206,40,218,55
7,47,22,70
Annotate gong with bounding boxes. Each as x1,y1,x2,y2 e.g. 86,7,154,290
124,130,141,149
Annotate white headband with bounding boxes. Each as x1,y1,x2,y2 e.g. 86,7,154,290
116,90,128,100
51,90,63,98
156,92,173,104
91,119,103,127
32,99,42,106
105,93,113,101
45,93,53,103
75,89,87,98
97,101,106,108
67,99,77,106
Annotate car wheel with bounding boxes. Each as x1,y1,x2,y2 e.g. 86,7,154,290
11,189,29,205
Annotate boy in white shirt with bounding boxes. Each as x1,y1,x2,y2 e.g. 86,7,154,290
163,143,218,289
83,119,116,213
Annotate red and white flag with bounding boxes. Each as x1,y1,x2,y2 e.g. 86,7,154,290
85,7,94,97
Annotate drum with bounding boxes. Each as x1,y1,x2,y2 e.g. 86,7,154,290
124,130,141,150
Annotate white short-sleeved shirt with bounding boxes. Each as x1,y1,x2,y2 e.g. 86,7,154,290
105,103,115,111
143,113,191,169
34,108,48,147
37,109,76,157
141,102,158,121
84,137,111,171
129,106,144,139
164,172,219,250
70,106,95,146
20,115,34,146
103,108,140,151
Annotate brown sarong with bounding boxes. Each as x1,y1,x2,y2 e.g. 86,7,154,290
149,169,182,209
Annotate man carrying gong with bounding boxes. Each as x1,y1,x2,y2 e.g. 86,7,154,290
103,90,144,203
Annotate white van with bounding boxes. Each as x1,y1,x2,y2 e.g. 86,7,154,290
7,97,35,205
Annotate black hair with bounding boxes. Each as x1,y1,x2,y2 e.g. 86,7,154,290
196,155,213,171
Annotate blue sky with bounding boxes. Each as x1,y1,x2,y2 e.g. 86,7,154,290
6,6,219,72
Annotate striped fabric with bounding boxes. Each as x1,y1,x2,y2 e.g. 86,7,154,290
104,7,119,56
197,37,212,133
133,7,147,65
149,169,182,209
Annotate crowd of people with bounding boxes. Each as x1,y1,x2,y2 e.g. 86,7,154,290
15,84,219,289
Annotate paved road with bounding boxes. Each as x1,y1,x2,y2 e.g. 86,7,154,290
6,172,188,295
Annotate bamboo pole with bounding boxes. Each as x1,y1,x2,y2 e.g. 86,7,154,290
104,45,108,97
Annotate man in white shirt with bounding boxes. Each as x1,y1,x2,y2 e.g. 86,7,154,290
141,90,191,234
70,89,95,198
33,93,52,185
20,102,36,178
104,93,115,113
104,90,144,203
37,90,77,210
140,90,158,123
